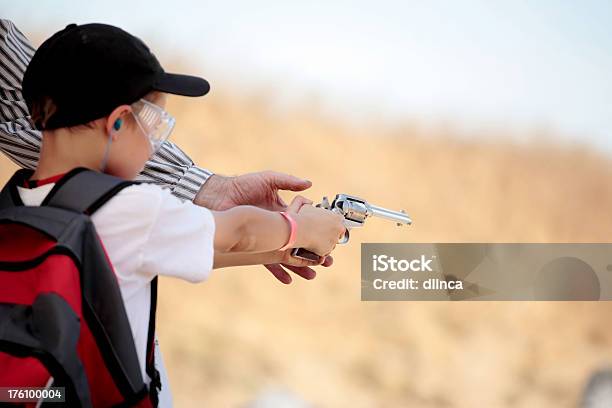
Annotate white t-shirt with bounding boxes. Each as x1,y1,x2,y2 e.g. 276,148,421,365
17,182,216,407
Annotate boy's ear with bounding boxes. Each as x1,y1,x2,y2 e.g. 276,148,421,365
106,105,132,138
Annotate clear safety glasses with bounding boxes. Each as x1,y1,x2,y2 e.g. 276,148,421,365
131,98,176,154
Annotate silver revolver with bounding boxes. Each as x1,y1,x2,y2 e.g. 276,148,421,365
291,194,412,261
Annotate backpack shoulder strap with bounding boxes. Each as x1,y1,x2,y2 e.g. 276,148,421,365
43,168,138,214
146,276,160,406
0,168,35,210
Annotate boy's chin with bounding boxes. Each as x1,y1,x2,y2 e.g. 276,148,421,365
103,165,143,180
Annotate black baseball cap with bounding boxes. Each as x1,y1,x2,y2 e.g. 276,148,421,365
23,23,210,130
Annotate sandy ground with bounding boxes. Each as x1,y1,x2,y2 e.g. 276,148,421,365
2,92,612,407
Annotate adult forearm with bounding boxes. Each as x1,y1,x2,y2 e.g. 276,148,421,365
0,20,41,170
213,251,283,269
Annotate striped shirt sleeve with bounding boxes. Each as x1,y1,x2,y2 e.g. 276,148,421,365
136,140,213,201
0,19,213,201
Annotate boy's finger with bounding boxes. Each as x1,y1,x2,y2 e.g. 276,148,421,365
287,195,313,213
265,264,293,284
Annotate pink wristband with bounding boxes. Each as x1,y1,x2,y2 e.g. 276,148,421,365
278,211,297,251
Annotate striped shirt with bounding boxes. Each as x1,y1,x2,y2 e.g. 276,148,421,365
0,19,212,201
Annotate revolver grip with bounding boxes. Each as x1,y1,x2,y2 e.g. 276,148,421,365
291,247,321,262
290,229,350,261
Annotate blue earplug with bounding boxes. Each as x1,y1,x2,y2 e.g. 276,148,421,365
113,118,123,131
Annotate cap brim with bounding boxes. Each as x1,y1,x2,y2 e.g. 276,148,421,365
153,72,210,97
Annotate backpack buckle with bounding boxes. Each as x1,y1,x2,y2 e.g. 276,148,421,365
150,368,161,391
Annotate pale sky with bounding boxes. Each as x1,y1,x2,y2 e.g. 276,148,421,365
2,0,611,152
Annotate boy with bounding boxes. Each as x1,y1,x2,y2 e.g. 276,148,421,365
15,23,345,406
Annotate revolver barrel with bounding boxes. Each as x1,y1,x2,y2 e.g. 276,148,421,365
332,194,412,227
369,204,412,226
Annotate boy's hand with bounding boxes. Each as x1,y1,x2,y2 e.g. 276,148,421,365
287,196,346,257
194,171,332,283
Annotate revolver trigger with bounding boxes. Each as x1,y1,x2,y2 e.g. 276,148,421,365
338,229,350,244
317,196,331,210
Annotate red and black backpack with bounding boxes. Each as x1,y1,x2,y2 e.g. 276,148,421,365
0,167,160,407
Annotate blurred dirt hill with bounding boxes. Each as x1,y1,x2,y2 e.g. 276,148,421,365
2,91,612,407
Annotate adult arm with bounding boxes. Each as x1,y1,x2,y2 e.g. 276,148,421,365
213,251,333,283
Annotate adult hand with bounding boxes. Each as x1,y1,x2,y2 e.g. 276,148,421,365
194,171,332,283
266,254,334,285
194,171,311,211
